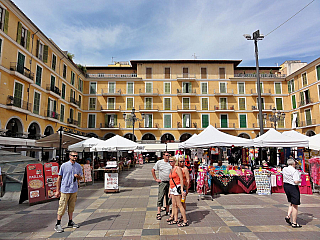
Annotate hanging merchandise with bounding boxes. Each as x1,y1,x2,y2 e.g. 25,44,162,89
237,174,256,194
297,148,304,171
242,148,249,165
309,157,320,185
184,155,191,172
196,165,209,194
254,169,271,195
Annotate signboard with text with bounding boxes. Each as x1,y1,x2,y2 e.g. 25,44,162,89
83,164,92,182
26,163,46,204
44,162,59,199
105,172,118,190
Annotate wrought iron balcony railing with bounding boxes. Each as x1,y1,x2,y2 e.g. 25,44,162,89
10,62,34,80
7,95,31,111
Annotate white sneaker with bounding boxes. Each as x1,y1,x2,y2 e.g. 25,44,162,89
54,224,64,233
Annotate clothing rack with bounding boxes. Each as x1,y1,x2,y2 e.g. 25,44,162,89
196,163,213,201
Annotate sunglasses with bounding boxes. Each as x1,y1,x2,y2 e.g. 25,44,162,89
71,155,78,157
164,155,169,156
179,161,184,163
169,161,174,163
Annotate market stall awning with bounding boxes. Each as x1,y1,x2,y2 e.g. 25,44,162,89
181,125,253,148
68,137,105,152
254,128,309,147
0,136,36,147
308,133,320,150
36,132,88,148
141,143,166,152
178,134,198,148
90,135,144,151
282,130,309,140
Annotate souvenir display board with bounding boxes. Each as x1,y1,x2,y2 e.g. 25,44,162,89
254,169,271,195
26,163,46,204
44,162,59,199
104,172,119,192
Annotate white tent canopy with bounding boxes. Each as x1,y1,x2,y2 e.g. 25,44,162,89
178,134,198,148
308,133,320,150
254,128,309,147
90,135,144,152
181,125,253,148
282,130,309,140
36,132,88,148
68,137,105,152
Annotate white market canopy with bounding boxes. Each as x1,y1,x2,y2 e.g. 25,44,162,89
181,125,253,148
36,132,88,148
254,128,309,147
178,134,198,148
68,137,105,152
308,133,320,150
90,135,144,152
282,130,309,140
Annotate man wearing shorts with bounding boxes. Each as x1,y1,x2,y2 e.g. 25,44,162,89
54,151,83,233
151,152,172,220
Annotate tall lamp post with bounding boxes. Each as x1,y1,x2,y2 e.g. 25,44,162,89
57,126,63,165
264,108,285,130
123,108,145,142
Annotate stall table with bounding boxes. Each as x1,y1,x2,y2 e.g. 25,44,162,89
211,175,256,194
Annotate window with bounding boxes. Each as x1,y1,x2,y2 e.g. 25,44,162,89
127,82,134,94
146,67,152,79
302,72,308,86
47,98,56,116
202,114,209,128
145,97,152,110
256,97,265,110
61,83,66,100
275,98,283,110
182,98,190,110
219,68,225,79
182,82,192,93
105,114,117,128
318,85,320,100
164,114,172,128
305,109,312,125
257,82,264,93
201,82,208,94
89,98,96,110
33,91,40,114
278,117,285,128
125,115,133,128
35,65,42,86
201,98,209,110
36,40,48,62
165,67,171,79
109,82,115,93
145,82,152,93
60,104,65,122
288,79,294,93
291,112,299,128
220,114,228,128
317,65,320,81
0,37,2,60
292,95,296,109
107,98,115,110
78,112,81,127
164,98,171,110
0,6,9,34
13,81,23,108
201,67,207,79
300,89,311,106
63,64,67,79
90,82,96,94
50,75,56,91
182,114,191,128
275,82,281,94
16,22,30,50
70,89,75,101
238,82,245,94
78,78,83,92
52,54,57,71
219,82,226,93
164,82,171,94
220,98,227,110
183,67,188,78
239,114,247,128
17,52,25,75
239,98,246,110
78,95,81,107
126,97,134,110
71,71,75,85
70,108,74,120
88,114,96,128
145,114,153,128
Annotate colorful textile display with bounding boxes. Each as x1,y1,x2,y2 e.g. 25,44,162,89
237,174,256,193
254,169,271,195
212,175,236,193
309,157,320,185
196,165,209,194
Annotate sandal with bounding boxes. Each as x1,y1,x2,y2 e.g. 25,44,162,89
156,213,162,220
168,220,178,225
161,207,166,212
178,221,189,227
291,223,302,228
285,216,291,225
166,216,174,222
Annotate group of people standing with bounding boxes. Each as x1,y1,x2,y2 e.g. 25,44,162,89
151,152,190,227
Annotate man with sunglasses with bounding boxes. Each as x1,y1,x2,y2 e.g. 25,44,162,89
152,151,172,220
54,151,83,233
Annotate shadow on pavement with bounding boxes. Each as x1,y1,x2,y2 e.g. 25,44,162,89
80,215,119,226
297,213,314,225
187,210,210,224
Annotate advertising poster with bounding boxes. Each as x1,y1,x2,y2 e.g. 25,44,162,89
83,164,92,182
27,163,46,204
44,162,59,199
105,173,118,190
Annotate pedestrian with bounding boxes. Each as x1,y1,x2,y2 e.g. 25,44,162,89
0,166,3,187
168,157,188,227
54,151,83,233
283,158,302,228
151,151,172,220
178,155,190,213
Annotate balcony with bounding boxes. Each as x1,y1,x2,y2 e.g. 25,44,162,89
100,123,121,129
298,98,313,108
139,123,159,129
252,123,275,129
177,121,197,129
175,74,196,81
177,105,197,112
100,105,121,112
101,88,122,96
139,105,159,112
177,89,197,96
234,73,286,78
7,95,31,111
300,119,316,128
214,105,235,112
10,62,34,82
214,123,235,129
46,84,61,96
139,88,159,96
251,105,274,112
46,110,60,120
86,73,137,78
67,118,79,126
213,89,234,96
250,89,271,96
69,97,80,107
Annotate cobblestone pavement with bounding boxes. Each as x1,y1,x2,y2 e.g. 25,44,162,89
0,163,320,239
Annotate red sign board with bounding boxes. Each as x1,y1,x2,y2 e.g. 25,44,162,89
26,163,46,204
44,162,59,199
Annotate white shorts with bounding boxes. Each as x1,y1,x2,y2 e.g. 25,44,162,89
170,184,181,196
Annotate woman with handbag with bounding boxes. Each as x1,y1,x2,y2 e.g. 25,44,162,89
167,157,188,227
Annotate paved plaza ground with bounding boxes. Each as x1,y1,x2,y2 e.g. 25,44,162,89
0,163,320,239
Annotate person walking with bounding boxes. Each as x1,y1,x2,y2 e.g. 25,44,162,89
54,151,83,233
151,152,172,220
283,158,302,228
179,155,190,212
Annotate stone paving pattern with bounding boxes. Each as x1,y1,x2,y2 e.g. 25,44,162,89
0,163,320,239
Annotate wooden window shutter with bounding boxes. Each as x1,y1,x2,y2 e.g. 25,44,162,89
201,68,207,79
317,65,320,81
26,30,30,51
165,68,170,79
219,68,225,79
146,68,152,79
16,22,22,44
202,114,209,128
36,40,39,58
43,45,48,63
4,10,9,34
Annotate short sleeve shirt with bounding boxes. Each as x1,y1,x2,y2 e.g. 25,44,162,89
153,159,171,182
283,165,300,185
0,166,1,175
59,161,83,193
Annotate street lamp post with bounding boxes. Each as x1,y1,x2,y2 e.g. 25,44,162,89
58,126,63,165
123,108,145,142
264,108,285,130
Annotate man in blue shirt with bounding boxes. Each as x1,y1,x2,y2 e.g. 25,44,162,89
54,151,83,233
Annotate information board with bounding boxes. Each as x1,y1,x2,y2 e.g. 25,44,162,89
44,162,59,199
83,164,92,182
26,163,46,204
105,172,118,190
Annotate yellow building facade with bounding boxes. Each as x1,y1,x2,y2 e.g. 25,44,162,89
0,0,320,155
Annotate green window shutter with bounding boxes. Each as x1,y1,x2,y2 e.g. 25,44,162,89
220,98,226,109
16,22,22,44
220,83,226,93
183,98,189,109
201,83,207,94
60,105,64,122
127,83,133,94
36,40,39,58
47,98,50,111
164,115,171,128
300,92,304,105
90,82,96,94
50,75,55,89
239,115,247,128
88,115,95,128
202,114,209,128
292,80,295,92
4,10,9,34
297,112,300,127
109,83,115,93
239,98,245,110
26,30,30,51
43,45,48,63
146,83,152,93
275,83,281,94
221,115,227,128
53,100,56,112
61,84,65,99
70,71,74,85
0,38,2,57
261,98,264,110
14,82,23,108
260,82,263,93
188,82,192,93
17,52,25,74
113,115,117,125
276,98,283,110
238,83,244,94
287,81,291,93
145,98,152,109
317,65,320,81
306,110,312,125
183,114,190,128
52,55,56,71
126,115,133,128
291,113,293,127
127,98,133,110
202,98,208,110
292,95,296,109
36,66,42,86
78,113,81,126
108,98,115,109
164,98,171,110
164,83,170,94
33,92,40,114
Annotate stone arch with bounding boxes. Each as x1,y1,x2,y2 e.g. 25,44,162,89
306,130,316,137
44,125,54,136
160,133,175,143
86,132,99,138
103,132,116,140
27,121,42,139
141,133,156,141
5,117,24,137
238,132,251,139
179,133,192,142
123,133,137,142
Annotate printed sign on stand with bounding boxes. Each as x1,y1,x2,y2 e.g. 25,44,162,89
105,173,119,190
44,162,59,199
26,163,46,204
83,164,92,182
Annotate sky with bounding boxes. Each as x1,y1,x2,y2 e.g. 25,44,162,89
11,0,320,67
